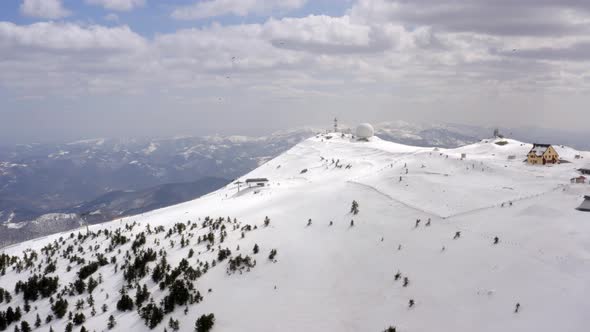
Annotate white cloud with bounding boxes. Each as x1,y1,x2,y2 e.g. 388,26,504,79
104,13,120,22
3,0,590,136
20,0,70,19
263,16,372,52
171,0,306,20
86,0,145,11
0,22,146,52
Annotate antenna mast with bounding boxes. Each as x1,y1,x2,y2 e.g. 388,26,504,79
334,117,338,133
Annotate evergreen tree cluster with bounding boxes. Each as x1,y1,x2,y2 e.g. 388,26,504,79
77,262,101,280
162,280,190,313
0,254,18,273
110,230,129,247
140,301,164,329
0,288,11,304
217,248,231,262
0,215,261,331
135,284,151,308
227,255,256,274
0,306,22,331
51,298,68,318
14,275,59,301
116,289,134,312
131,232,147,252
72,312,85,325
124,248,157,282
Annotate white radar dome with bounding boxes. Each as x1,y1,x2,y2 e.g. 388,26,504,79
355,123,374,139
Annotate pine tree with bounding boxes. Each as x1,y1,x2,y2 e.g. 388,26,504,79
87,277,98,294
194,314,215,332
268,249,277,261
264,216,270,227
73,279,85,295
107,315,116,330
72,313,85,326
253,244,259,254
168,318,180,331
5,307,15,324
65,322,73,332
350,200,359,215
75,300,84,311
19,321,31,332
116,291,134,312
14,306,22,321
51,298,68,319
34,314,41,328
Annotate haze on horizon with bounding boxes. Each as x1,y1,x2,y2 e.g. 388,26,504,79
1,0,589,144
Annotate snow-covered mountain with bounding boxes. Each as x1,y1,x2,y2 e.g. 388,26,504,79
1,123,484,246
3,121,587,231
1,133,589,332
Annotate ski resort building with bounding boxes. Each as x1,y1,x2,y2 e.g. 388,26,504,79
577,196,590,212
527,144,560,165
245,178,269,187
578,167,590,175
571,176,587,184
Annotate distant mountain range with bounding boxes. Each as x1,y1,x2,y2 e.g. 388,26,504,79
0,177,228,246
0,129,316,223
1,121,587,246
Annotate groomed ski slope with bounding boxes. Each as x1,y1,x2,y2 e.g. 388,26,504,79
2,133,590,332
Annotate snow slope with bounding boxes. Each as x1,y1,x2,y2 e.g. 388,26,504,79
1,134,590,332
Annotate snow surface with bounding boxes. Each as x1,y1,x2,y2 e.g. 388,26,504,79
1,134,590,332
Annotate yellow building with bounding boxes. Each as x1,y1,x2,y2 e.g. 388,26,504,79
527,144,560,165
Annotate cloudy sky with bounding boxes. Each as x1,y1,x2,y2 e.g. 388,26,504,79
0,0,589,143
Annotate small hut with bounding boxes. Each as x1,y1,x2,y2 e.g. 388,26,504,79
571,176,587,184
245,178,269,187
